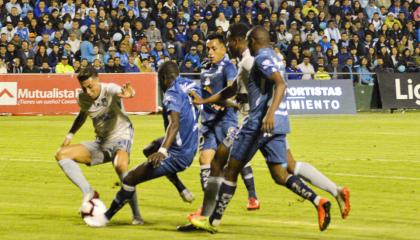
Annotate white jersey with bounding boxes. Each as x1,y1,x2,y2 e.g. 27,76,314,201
78,83,132,141
236,49,254,116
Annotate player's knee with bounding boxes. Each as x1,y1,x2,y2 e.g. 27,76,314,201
55,147,67,161
224,166,240,182
271,168,288,185
122,172,136,186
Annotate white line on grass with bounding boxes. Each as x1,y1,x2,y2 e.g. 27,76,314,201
2,157,420,181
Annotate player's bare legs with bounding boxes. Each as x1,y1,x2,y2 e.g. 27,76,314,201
286,149,351,219
55,144,95,202
112,150,143,225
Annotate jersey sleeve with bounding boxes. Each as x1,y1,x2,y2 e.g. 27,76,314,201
77,92,91,111
224,62,237,83
255,55,279,79
163,90,182,114
106,83,122,96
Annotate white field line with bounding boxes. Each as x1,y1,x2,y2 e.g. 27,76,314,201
1,157,420,181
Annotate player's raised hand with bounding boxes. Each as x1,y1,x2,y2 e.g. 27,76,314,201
147,152,166,168
261,112,275,134
118,82,136,98
189,91,204,105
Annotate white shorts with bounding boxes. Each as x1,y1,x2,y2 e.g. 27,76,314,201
82,127,134,166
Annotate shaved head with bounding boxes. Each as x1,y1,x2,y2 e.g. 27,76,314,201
158,61,180,91
247,26,270,56
247,26,270,45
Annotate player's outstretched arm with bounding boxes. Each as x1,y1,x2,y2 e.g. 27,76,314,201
189,80,238,105
148,111,180,168
262,72,286,133
61,111,88,147
117,82,136,98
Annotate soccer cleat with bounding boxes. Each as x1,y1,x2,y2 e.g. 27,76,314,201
132,216,144,225
84,213,109,228
247,197,260,210
180,189,195,203
336,187,351,219
187,207,202,221
189,216,218,234
317,198,331,231
176,223,199,232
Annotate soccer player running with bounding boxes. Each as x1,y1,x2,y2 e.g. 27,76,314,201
196,33,260,211
189,26,332,233
85,61,201,227
55,67,143,225
186,23,350,232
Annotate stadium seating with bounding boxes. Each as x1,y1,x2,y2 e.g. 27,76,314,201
0,0,418,81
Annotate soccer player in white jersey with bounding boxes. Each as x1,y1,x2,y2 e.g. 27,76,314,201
55,67,143,225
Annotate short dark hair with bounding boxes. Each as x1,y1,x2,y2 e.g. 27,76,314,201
228,23,250,40
78,66,98,82
207,33,225,44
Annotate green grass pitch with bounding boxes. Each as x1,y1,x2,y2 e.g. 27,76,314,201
1,113,419,240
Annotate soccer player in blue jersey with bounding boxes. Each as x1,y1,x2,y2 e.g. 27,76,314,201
189,26,332,232
196,33,260,211
85,61,201,227
186,23,350,228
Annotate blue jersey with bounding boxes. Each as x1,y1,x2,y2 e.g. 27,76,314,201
163,77,200,160
200,56,238,125
247,48,290,134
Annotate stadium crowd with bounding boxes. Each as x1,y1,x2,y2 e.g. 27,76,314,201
0,0,419,83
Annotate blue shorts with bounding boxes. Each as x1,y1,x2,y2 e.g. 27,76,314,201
139,153,194,182
230,124,288,167
200,120,237,151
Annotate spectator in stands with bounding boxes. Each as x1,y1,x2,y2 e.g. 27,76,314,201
215,12,229,33
182,46,201,72
167,44,181,63
342,58,357,83
298,56,315,80
180,59,195,73
314,65,331,80
118,42,130,67
8,57,22,73
0,58,7,73
150,41,169,64
145,21,162,49
357,57,374,85
48,44,61,69
286,58,303,80
55,55,74,74
34,45,48,67
80,33,96,63
40,61,51,73
105,58,116,73
92,59,105,73
139,57,153,72
22,57,39,73
324,20,341,42
71,60,80,73
113,57,125,73
326,56,342,80
125,55,140,73
6,0,21,15
1,20,16,42
18,40,35,64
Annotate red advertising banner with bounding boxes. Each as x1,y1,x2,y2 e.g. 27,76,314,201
0,73,158,115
